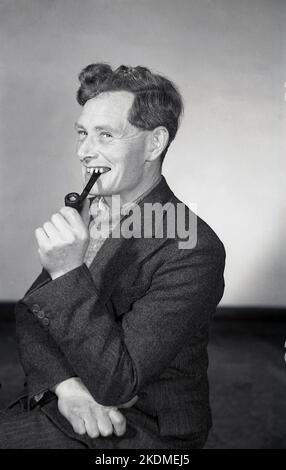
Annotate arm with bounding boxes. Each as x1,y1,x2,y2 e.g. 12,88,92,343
22,243,225,407
16,200,92,398
15,269,76,400
16,269,134,437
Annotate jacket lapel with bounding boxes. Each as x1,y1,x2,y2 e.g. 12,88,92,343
88,176,175,303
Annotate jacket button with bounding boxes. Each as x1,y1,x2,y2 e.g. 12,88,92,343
42,318,50,327
37,310,45,319
31,304,40,314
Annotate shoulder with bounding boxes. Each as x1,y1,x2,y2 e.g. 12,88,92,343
161,194,226,265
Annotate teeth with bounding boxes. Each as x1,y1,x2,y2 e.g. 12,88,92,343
86,167,109,174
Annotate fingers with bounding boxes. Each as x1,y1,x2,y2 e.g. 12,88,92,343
50,213,73,236
87,407,126,438
69,416,86,436
59,206,83,227
42,221,61,239
59,206,88,240
108,408,126,437
35,207,88,247
58,396,125,440
35,216,70,247
83,411,100,439
81,407,117,439
91,407,113,437
35,227,50,249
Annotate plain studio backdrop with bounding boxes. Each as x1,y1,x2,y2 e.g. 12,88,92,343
0,0,285,307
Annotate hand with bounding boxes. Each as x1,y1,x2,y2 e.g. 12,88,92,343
53,377,137,438
35,199,90,280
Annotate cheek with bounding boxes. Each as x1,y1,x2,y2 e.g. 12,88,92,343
121,152,142,179
102,137,146,174
123,140,146,170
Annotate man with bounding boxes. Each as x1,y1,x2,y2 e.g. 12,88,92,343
0,64,225,449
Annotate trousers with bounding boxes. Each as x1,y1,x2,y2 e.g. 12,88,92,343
0,397,208,449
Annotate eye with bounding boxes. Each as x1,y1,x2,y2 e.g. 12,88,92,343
77,129,87,138
100,131,113,139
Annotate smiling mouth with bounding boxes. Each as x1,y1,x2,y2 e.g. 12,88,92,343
86,167,111,174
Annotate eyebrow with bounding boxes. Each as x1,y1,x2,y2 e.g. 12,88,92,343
74,122,84,129
74,122,117,132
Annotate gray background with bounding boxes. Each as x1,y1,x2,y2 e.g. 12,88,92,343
0,0,285,306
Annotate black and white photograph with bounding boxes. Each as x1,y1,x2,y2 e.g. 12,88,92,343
0,0,285,452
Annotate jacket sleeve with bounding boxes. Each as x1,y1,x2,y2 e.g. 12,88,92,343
21,244,225,406
15,269,75,399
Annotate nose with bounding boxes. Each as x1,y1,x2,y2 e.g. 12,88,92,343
77,135,100,162
81,156,97,166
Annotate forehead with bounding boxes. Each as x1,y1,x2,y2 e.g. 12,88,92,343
78,91,135,129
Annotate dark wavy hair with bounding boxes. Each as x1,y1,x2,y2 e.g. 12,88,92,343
77,63,184,162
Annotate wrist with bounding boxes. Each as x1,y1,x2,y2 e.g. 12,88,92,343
52,377,81,397
49,263,83,280
50,271,67,280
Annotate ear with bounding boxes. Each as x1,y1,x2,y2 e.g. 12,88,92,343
146,126,169,162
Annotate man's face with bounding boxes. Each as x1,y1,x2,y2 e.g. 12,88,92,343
75,91,150,200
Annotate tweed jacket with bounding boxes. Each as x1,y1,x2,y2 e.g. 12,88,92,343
14,176,225,442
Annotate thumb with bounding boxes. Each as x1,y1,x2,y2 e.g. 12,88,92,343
80,198,90,227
